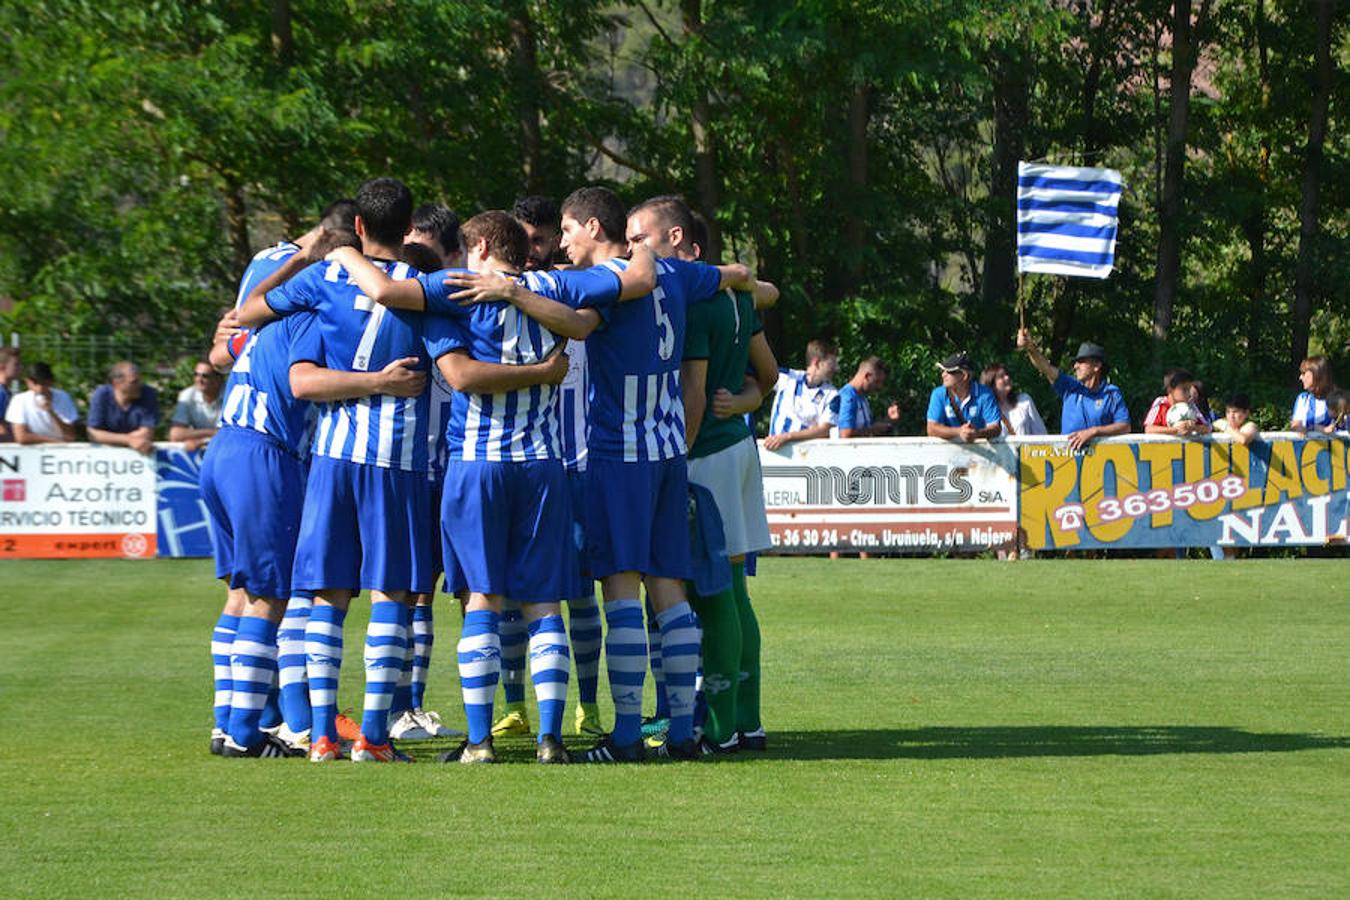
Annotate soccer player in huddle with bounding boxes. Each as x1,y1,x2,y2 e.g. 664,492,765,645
492,194,608,741
238,177,435,763
332,210,657,762
206,199,360,757
202,228,426,757
630,198,779,754
457,187,756,761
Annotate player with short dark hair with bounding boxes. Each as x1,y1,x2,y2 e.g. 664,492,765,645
236,176,433,764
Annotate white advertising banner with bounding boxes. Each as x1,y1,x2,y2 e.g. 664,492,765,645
0,445,158,558
759,438,1020,553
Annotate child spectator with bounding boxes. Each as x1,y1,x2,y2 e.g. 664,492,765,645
1211,393,1260,445
1143,369,1211,436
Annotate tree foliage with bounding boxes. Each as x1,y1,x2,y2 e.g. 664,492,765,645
0,0,1344,430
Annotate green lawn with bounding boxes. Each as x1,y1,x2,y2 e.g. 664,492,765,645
0,558,1345,897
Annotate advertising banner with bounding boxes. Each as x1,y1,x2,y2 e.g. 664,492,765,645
155,446,214,558
1019,434,1350,550
0,445,157,558
760,438,1019,554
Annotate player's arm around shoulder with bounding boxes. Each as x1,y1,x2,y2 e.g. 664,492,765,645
237,251,314,326
617,245,657,300
330,246,426,310
435,345,569,394
289,358,426,402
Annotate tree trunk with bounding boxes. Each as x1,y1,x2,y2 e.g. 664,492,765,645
1052,0,1115,360
508,1,544,193
271,0,294,67
980,49,1027,345
1290,0,1333,372
1244,0,1271,369
682,0,722,262
841,84,869,297
223,176,251,276
1152,0,1197,343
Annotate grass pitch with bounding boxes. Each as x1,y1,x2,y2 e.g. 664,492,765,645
0,557,1346,897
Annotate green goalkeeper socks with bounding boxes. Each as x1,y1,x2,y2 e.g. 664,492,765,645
731,561,762,734
688,583,741,746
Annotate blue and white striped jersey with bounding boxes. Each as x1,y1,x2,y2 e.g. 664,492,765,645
426,366,455,483
581,257,722,462
557,338,589,472
768,369,839,435
420,266,622,464
218,314,321,453
234,242,300,310
265,258,430,472
1292,391,1332,429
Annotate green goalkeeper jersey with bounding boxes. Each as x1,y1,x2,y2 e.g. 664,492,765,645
683,288,761,460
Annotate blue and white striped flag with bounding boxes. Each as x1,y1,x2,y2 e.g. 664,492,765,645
1016,162,1121,279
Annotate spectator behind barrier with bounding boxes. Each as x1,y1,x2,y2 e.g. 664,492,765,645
1016,329,1130,451
1212,393,1260,445
87,360,159,455
1328,389,1350,433
5,361,78,444
926,351,1001,443
763,339,840,450
170,359,224,452
980,362,1047,436
1291,355,1336,433
833,356,895,438
0,346,20,442
1142,368,1211,437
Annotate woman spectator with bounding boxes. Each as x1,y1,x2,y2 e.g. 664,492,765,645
1291,355,1335,433
979,363,1047,436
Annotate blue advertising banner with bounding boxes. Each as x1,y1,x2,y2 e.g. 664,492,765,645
155,446,214,558
1019,434,1350,550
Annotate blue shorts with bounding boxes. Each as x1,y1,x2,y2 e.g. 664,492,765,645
428,477,444,581
291,456,433,595
567,468,594,599
199,428,305,600
585,456,692,580
433,477,467,595
440,459,576,602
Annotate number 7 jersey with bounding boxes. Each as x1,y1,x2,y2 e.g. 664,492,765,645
581,257,722,462
265,258,431,472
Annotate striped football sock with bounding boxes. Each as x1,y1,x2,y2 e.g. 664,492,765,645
305,604,346,743
458,609,501,744
605,599,647,746
277,594,312,735
499,602,527,708
528,614,570,742
211,613,239,733
656,601,702,745
390,615,415,718
567,594,602,705
410,603,434,710
360,600,408,745
647,597,669,719
227,615,279,749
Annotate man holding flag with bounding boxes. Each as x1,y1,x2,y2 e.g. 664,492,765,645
1016,332,1129,451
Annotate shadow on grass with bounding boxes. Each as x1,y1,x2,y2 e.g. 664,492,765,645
768,726,1350,761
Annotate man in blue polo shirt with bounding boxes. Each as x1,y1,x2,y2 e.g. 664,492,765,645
926,351,1001,441
87,361,160,455
1017,329,1130,450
